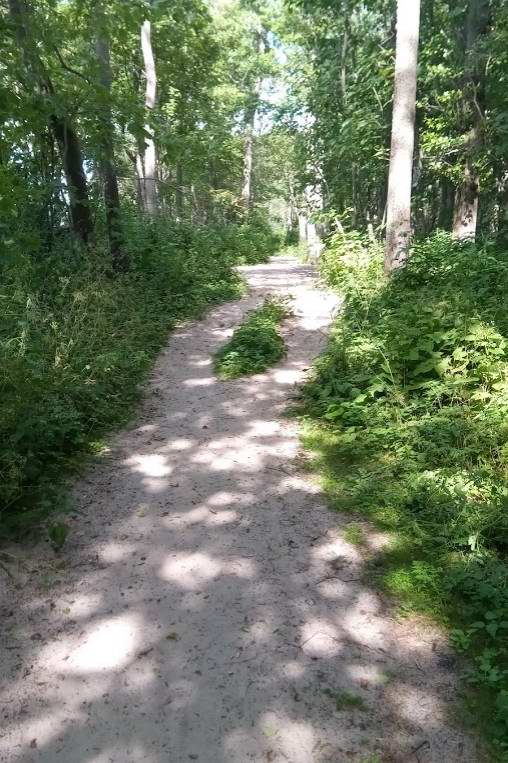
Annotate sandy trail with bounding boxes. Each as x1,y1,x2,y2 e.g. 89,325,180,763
0,256,479,762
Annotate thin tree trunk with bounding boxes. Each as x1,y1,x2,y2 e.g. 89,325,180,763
135,151,145,209
384,0,421,273
176,162,184,219
496,172,508,245
94,0,126,270
49,117,93,243
437,179,454,230
351,162,358,227
8,0,93,244
241,30,264,209
452,149,479,239
298,212,308,242
340,21,349,107
241,120,254,207
452,0,490,241
141,17,158,216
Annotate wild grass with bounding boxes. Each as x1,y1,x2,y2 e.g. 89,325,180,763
214,296,291,379
301,229,508,758
0,216,278,538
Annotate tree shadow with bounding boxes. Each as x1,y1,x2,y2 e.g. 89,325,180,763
0,257,480,762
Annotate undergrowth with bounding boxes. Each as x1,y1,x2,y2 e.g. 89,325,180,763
214,297,291,379
0,216,278,538
301,229,508,758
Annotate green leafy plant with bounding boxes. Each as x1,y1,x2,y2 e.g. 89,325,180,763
302,230,508,756
0,217,278,538
344,523,365,546
214,297,291,379
323,687,366,712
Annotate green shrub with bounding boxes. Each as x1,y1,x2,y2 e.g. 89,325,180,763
214,297,290,378
302,229,508,757
0,216,278,537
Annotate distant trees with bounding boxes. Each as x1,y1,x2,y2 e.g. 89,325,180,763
285,0,505,261
8,0,93,244
2,0,286,267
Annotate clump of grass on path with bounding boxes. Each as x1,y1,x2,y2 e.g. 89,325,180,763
214,297,291,379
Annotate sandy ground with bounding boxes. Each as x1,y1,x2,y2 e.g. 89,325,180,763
0,256,482,763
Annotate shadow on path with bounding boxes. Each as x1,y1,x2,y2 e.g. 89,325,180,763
0,257,480,762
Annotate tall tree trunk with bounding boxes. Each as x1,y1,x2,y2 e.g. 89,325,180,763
8,0,93,244
241,30,264,209
452,0,490,241
241,118,254,207
49,117,93,243
384,0,421,273
94,0,126,270
340,19,349,107
140,17,158,216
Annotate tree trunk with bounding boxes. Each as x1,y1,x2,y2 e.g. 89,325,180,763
437,178,455,230
340,20,349,107
298,212,308,243
452,151,479,239
241,120,254,207
176,162,184,219
135,151,145,210
8,0,93,244
241,30,264,209
452,0,490,241
141,17,158,216
94,1,126,270
384,0,421,273
49,117,93,243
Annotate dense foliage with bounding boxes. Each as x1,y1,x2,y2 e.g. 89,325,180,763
302,230,508,755
214,296,290,378
4,0,508,754
282,0,508,241
0,217,278,536
0,0,287,535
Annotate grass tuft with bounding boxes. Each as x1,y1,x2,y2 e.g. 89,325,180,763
214,297,291,379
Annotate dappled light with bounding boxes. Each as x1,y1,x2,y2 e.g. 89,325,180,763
2,0,508,756
0,258,479,762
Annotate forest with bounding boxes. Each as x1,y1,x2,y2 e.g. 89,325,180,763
1,0,508,759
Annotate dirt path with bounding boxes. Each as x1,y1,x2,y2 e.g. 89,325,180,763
0,257,480,763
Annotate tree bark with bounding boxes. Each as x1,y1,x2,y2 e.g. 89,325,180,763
384,0,421,273
140,17,158,216
298,212,308,243
241,119,254,208
241,30,264,209
452,148,479,239
8,0,93,244
94,0,126,270
340,20,349,107
176,162,184,220
452,0,490,241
